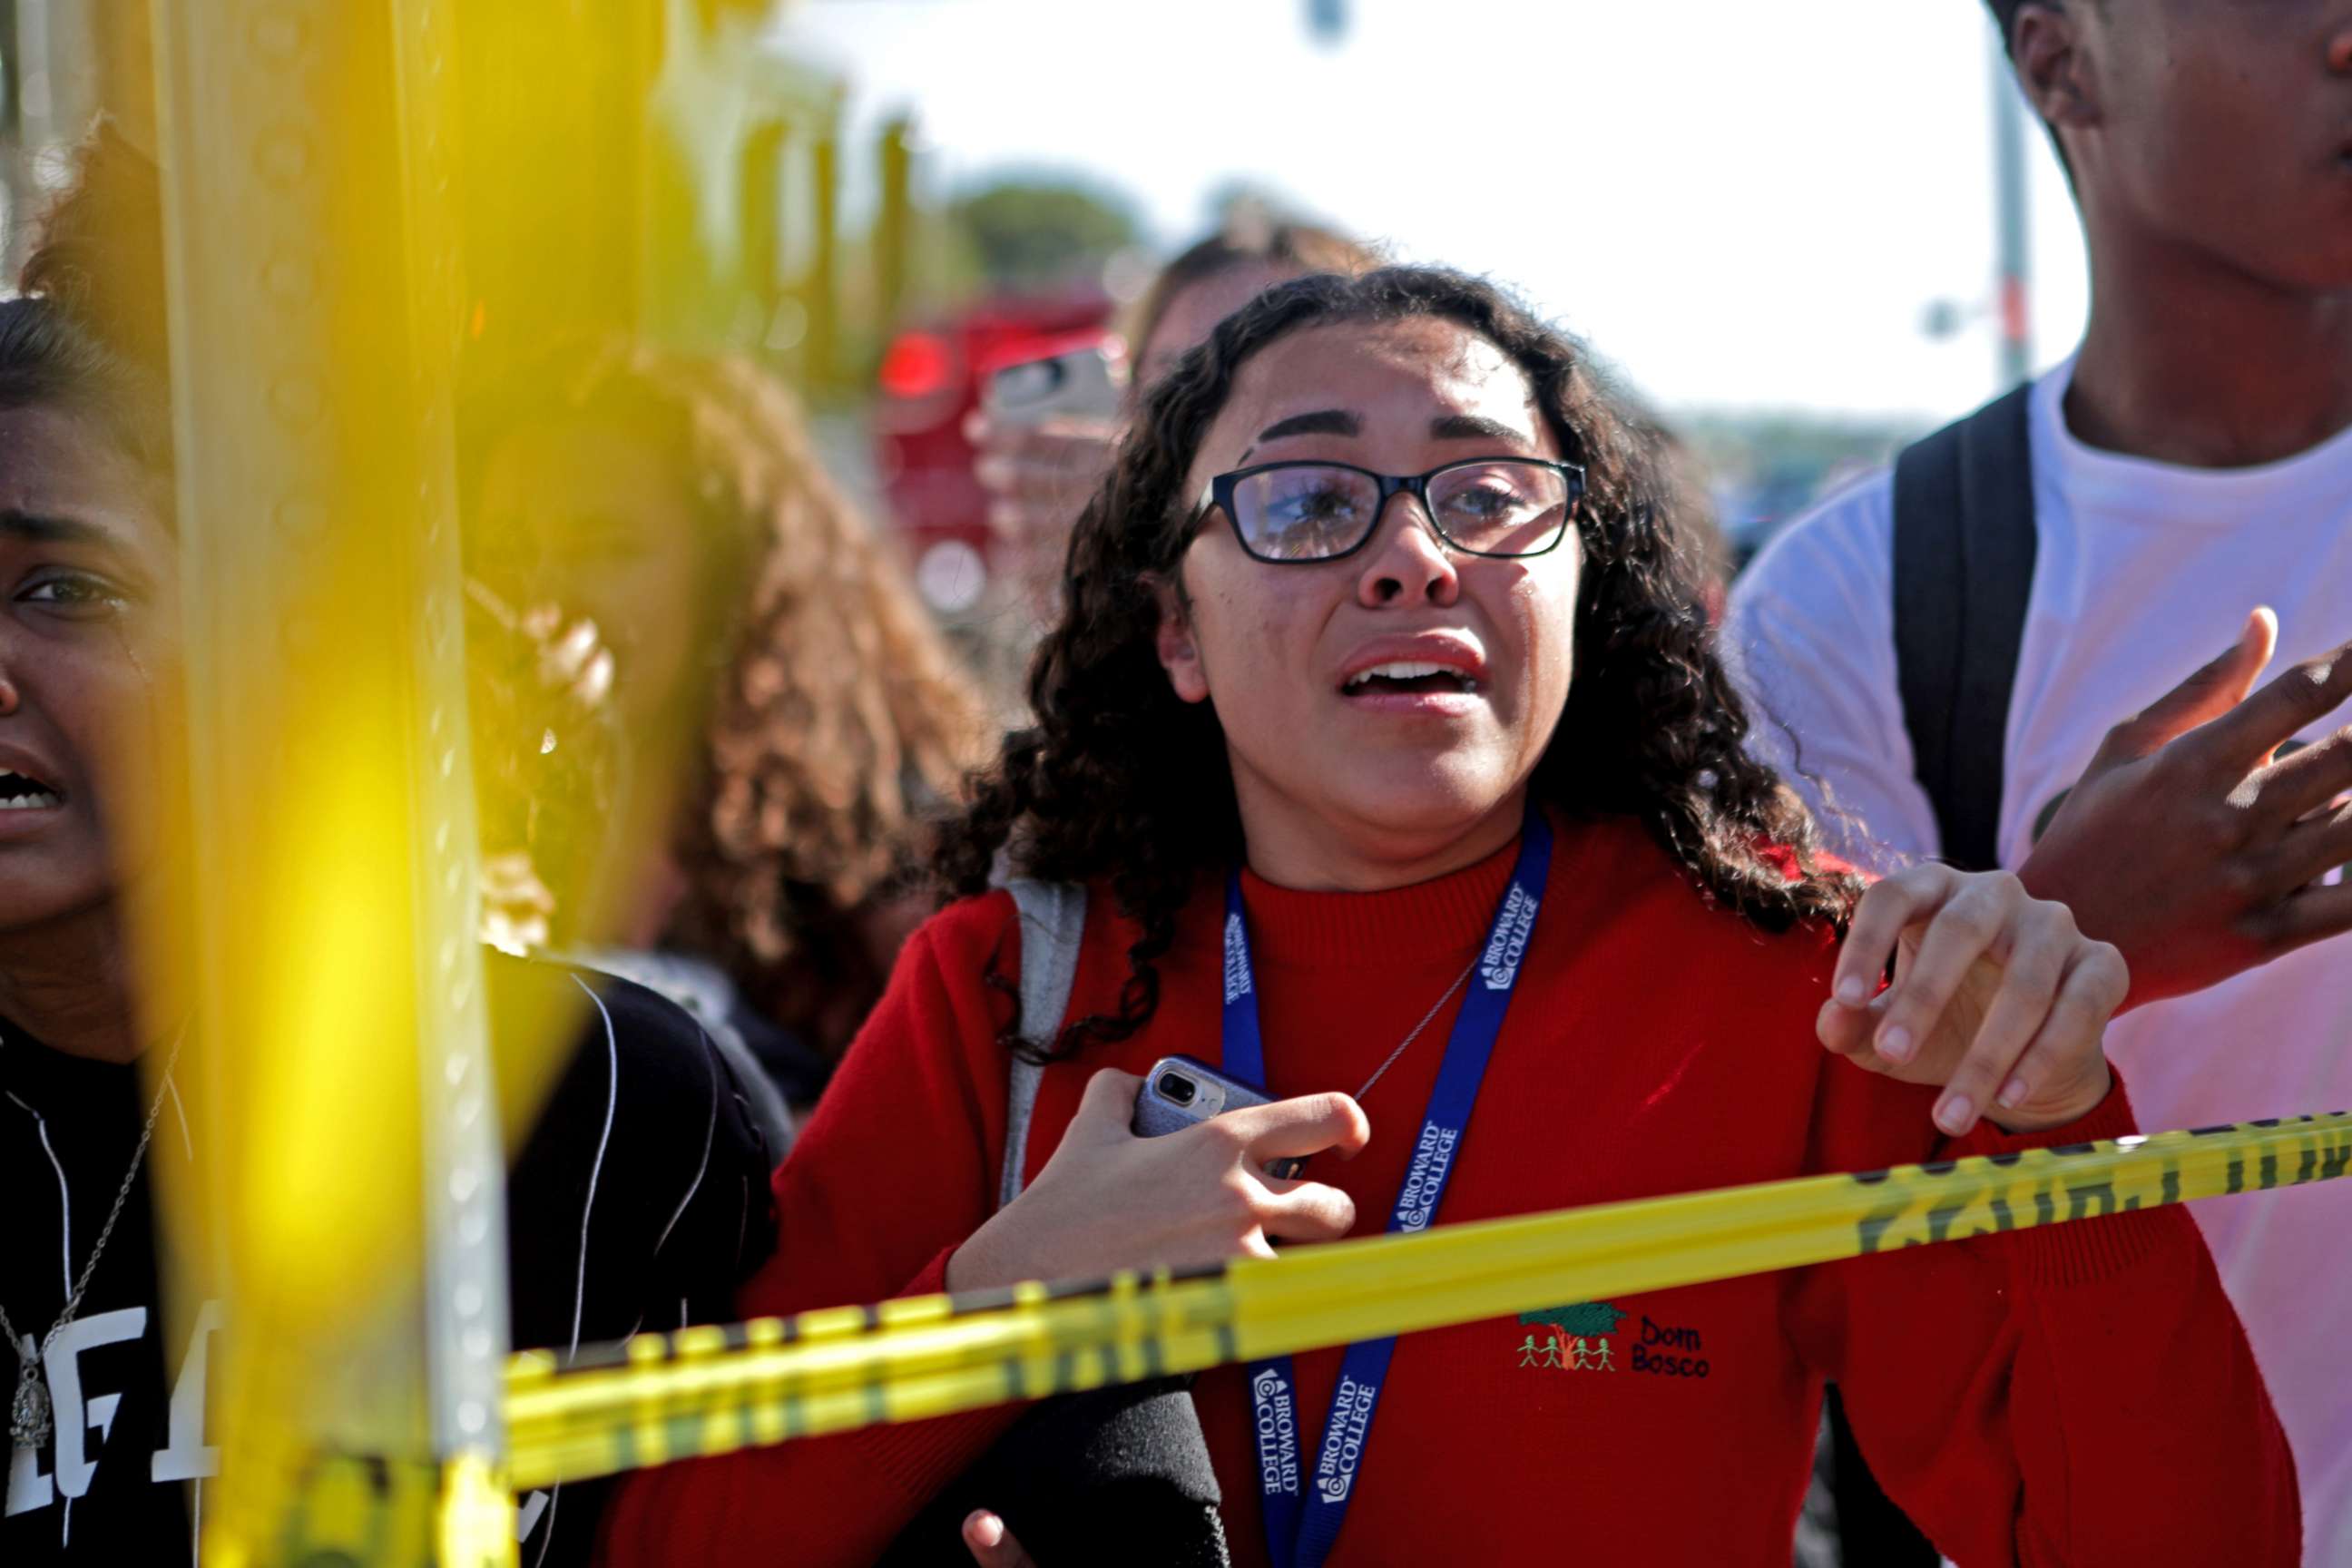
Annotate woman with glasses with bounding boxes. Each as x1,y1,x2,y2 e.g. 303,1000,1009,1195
602,269,2296,1566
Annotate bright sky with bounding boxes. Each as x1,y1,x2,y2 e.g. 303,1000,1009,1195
778,0,2092,422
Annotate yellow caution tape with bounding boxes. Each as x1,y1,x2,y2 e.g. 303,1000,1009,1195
504,1111,2352,1490
438,1452,521,1568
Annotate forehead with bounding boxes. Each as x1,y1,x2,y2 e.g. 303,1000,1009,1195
0,403,168,557
1208,318,1545,451
478,412,687,518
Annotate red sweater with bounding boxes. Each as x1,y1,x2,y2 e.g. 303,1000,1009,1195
598,817,2297,1566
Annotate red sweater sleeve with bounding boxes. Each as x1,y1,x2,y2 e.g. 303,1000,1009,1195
596,895,1029,1568
1785,1069,2298,1566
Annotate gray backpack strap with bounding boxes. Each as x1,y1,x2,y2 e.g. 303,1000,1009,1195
1891,383,2037,873
999,879,1088,1211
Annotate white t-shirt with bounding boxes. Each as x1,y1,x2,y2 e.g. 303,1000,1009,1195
1728,357,2352,1565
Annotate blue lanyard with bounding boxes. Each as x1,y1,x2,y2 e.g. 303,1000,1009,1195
1221,808,1553,1568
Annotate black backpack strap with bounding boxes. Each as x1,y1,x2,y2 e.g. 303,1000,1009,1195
1891,384,2038,872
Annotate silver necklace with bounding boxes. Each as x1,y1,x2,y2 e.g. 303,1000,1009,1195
3,1029,184,1449
1351,957,1478,1102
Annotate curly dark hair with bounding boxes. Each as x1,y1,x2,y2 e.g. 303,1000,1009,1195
470,341,988,1054
639,351,987,1048
9,121,173,486
936,266,1858,1061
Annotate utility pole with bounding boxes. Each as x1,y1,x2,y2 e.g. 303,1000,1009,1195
877,114,915,333
1990,26,2034,390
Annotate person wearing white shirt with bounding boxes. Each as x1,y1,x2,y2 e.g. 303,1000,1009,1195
1730,5,2352,1562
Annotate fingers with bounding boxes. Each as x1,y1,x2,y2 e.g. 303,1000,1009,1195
1816,991,1891,1069
535,616,615,706
1867,875,2024,1072
1987,944,2126,1129
2098,606,2277,768
1071,1069,1146,1141
2239,795,2352,910
968,416,1117,504
974,450,1090,504
2206,624,2352,769
972,425,1114,475
1832,863,1960,1008
963,1511,1036,1568
1924,907,2077,1135
1226,1091,1372,1163
1254,1174,1359,1243
985,495,1081,544
2246,726,2352,827
2253,877,2352,956
965,407,1114,448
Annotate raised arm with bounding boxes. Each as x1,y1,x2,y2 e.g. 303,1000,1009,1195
2018,608,2352,1005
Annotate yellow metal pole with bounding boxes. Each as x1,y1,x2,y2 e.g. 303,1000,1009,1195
142,1,509,1561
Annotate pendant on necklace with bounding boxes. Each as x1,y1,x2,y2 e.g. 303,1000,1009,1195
9,1358,50,1448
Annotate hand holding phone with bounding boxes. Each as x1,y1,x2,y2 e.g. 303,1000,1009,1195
966,339,1124,613
944,1068,1368,1292
982,337,1124,426
1132,1055,1307,1178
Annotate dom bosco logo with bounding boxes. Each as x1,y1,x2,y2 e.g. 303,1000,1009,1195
1479,881,1537,990
1510,1300,1716,1380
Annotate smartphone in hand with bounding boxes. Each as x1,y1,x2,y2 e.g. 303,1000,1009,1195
984,335,1123,426
1132,1055,1305,1180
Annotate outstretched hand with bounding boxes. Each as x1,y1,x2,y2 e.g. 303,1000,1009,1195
2019,607,2352,1005
1819,864,2125,1137
965,407,1118,612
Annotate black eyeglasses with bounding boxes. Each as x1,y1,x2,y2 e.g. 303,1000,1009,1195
1194,457,1583,564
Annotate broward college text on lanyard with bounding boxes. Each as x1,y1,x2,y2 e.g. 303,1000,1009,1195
1220,807,1553,1568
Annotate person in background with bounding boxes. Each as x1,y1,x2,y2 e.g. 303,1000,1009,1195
1730,5,2352,1559
968,218,1738,649
966,216,1382,612
466,342,991,1130
601,267,2294,1567
0,128,773,1568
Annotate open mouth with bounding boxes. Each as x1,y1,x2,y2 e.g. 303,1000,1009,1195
0,770,64,810
1340,661,1483,698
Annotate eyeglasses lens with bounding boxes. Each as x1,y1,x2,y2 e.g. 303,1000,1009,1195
1427,462,1570,555
1233,466,1380,561
1232,463,1569,561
